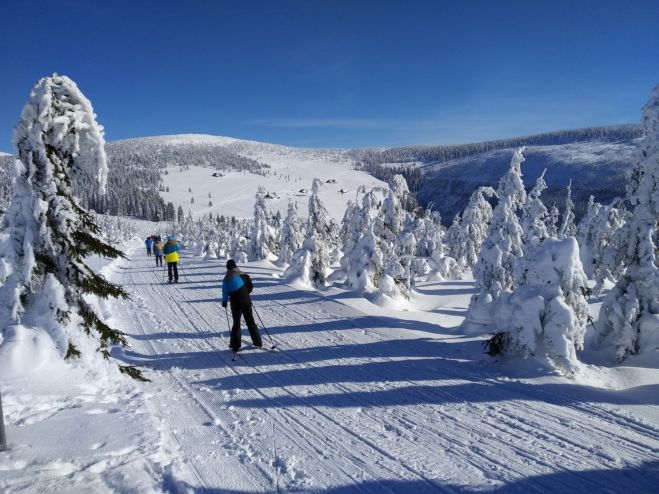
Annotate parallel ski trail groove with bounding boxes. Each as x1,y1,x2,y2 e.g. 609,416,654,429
159,261,450,492
117,251,659,492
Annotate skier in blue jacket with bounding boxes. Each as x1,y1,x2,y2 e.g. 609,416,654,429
222,259,262,351
145,237,154,256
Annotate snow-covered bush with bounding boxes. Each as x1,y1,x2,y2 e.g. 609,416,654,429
596,85,659,360
345,226,383,291
486,237,590,374
0,74,142,378
429,252,462,281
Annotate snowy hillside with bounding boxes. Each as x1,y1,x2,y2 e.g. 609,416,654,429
417,140,637,220
105,133,383,220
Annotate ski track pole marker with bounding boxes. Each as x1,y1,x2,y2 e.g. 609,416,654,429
0,389,8,452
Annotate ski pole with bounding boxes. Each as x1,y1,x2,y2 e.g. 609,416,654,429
252,305,277,349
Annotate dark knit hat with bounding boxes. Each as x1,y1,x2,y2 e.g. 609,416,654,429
226,259,237,270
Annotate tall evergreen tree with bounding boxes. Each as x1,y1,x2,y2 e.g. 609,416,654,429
278,200,303,265
521,169,550,246
597,85,659,360
559,180,577,239
472,148,526,298
248,186,276,261
453,186,496,269
0,74,143,379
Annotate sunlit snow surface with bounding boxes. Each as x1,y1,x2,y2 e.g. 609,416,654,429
1,240,657,493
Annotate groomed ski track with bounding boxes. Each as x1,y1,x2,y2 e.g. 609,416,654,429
110,247,659,493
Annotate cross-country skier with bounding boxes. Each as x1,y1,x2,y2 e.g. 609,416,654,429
145,236,154,256
221,259,262,352
153,238,165,267
163,234,180,283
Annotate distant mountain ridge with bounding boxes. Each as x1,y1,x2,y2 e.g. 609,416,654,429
348,125,642,221
0,124,644,221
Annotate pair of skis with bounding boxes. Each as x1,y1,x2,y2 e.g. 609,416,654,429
231,341,276,362
224,306,278,362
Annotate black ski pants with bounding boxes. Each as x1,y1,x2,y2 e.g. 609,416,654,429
155,255,163,267
167,261,178,282
229,303,262,350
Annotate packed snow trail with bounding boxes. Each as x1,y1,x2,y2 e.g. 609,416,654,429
108,247,659,493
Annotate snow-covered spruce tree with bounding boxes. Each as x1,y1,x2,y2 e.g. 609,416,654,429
445,213,462,260
453,186,496,269
472,148,526,298
341,187,383,273
466,149,526,328
377,186,411,298
285,179,331,286
339,199,359,255
278,200,304,265
575,195,602,278
413,208,445,258
521,169,550,247
596,85,659,360
345,224,384,291
546,203,560,238
485,237,590,374
0,75,143,379
592,201,628,294
248,186,276,261
558,180,577,239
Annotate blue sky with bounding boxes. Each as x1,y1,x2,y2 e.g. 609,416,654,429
1,0,658,151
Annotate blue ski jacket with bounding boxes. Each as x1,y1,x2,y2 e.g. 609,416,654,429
222,269,253,305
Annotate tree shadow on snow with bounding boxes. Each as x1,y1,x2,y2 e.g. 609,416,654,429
170,459,659,493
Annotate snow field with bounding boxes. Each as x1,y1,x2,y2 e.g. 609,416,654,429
159,149,385,221
52,245,659,493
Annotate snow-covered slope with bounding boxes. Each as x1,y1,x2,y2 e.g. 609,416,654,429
4,245,657,492
105,126,640,223
113,134,385,220
417,140,637,220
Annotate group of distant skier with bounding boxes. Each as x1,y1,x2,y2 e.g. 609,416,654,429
145,234,180,282
143,235,262,353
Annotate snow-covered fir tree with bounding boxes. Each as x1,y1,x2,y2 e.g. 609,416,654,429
341,187,384,273
472,148,526,298
0,74,143,379
575,195,602,278
521,169,550,247
485,237,590,374
248,186,276,261
558,180,577,239
445,213,462,261
413,208,444,259
345,224,384,291
596,85,659,360
546,203,560,238
591,201,628,293
452,186,496,269
376,185,411,298
278,200,304,265
286,179,331,286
